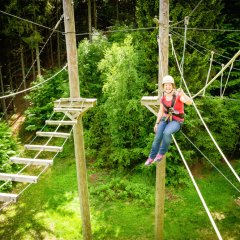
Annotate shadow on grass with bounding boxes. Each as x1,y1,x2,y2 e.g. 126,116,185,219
0,153,81,239
0,201,55,239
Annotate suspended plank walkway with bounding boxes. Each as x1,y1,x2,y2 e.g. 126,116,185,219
0,98,96,204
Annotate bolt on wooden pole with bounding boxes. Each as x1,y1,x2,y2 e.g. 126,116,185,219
155,0,169,239
63,1,92,239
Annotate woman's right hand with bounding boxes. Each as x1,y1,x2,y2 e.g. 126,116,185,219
154,123,158,133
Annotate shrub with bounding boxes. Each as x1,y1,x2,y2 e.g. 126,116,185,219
0,121,19,191
24,68,68,131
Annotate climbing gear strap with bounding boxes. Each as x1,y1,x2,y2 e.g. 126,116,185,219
162,93,184,121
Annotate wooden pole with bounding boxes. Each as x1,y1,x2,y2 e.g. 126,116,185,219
63,1,92,239
155,0,169,239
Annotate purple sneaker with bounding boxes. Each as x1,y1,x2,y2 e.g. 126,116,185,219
154,154,165,163
145,158,154,166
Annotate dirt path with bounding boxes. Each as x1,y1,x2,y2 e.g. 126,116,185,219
8,93,28,136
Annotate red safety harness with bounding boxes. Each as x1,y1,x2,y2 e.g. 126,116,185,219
162,93,184,121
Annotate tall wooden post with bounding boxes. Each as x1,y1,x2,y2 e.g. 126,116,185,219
63,1,92,239
155,0,169,239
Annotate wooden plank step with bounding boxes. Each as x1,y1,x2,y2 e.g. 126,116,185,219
54,107,83,113
36,131,71,138
0,193,18,202
54,98,97,108
0,173,38,183
10,157,53,166
24,145,63,152
141,96,160,105
46,120,77,125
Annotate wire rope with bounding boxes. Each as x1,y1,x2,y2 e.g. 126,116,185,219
169,35,240,182
170,30,240,64
192,50,240,99
75,26,157,36
202,51,214,96
0,98,85,209
221,62,234,97
170,0,204,27
172,136,223,240
172,26,240,32
0,64,67,100
0,97,76,190
180,131,240,193
219,64,224,96
179,17,189,87
170,30,240,78
17,127,73,199
188,0,205,17
0,10,63,33
0,15,64,120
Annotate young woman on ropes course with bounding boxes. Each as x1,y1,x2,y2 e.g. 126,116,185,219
145,75,192,166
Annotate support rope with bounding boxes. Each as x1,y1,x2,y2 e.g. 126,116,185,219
179,16,189,88
221,62,234,97
0,10,63,33
0,98,73,190
171,26,240,32
0,98,88,209
0,15,64,120
172,136,223,240
192,50,240,99
169,35,240,183
0,64,67,100
17,128,73,199
170,30,240,65
181,131,240,193
202,51,214,96
220,64,224,96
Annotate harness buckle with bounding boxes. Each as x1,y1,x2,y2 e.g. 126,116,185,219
168,107,175,113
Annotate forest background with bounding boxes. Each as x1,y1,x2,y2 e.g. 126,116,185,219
0,0,239,238
0,0,239,179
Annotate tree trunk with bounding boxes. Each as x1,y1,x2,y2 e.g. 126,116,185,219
93,0,97,29
88,0,92,42
50,36,54,67
36,43,41,76
57,0,61,67
20,45,26,91
31,48,36,81
8,62,15,113
116,0,119,22
20,44,28,108
0,66,7,119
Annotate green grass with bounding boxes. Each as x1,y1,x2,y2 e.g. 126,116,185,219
0,147,239,239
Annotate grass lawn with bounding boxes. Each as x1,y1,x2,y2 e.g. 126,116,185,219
0,151,239,239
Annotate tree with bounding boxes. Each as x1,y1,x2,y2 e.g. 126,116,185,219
97,35,151,167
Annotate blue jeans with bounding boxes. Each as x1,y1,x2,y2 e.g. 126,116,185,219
149,118,182,159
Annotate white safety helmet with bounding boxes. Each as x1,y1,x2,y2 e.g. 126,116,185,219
162,75,174,85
